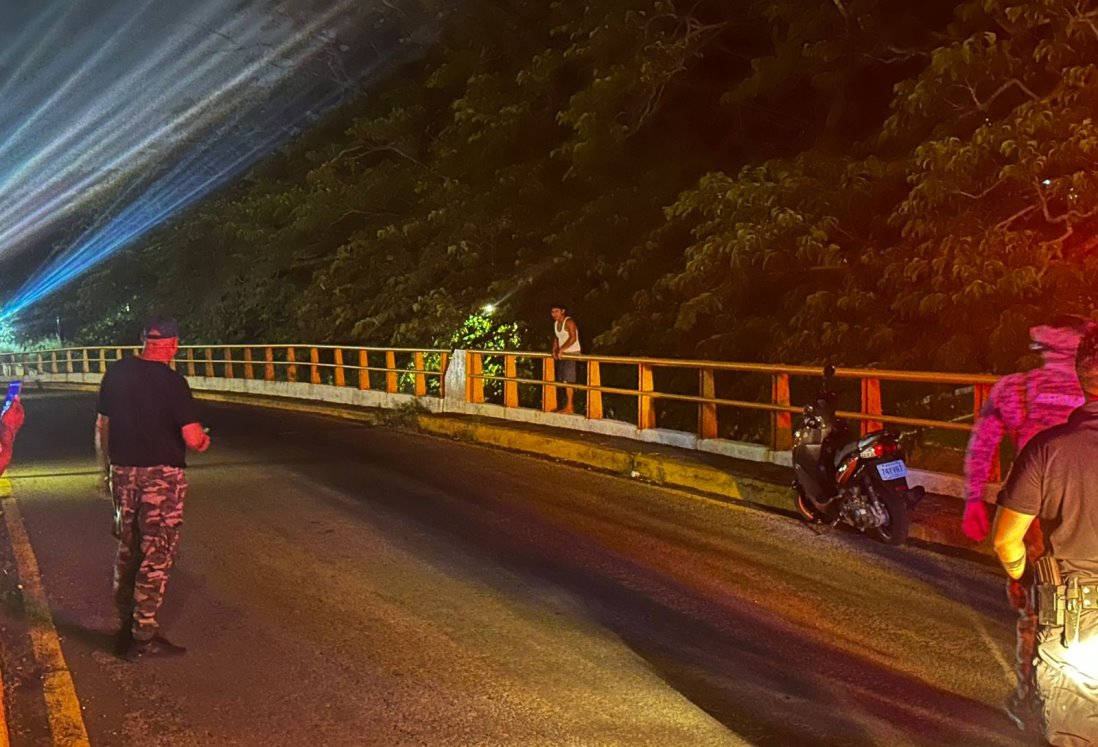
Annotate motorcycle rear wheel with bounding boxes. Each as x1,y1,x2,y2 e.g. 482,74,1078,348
866,487,909,546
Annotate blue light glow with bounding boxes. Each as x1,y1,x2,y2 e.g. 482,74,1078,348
0,0,416,322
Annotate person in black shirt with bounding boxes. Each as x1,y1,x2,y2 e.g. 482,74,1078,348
995,323,1098,743
96,317,210,661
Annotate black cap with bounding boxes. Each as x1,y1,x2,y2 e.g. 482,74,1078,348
143,316,179,340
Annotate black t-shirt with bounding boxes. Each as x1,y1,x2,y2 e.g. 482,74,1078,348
96,357,200,468
998,401,1098,576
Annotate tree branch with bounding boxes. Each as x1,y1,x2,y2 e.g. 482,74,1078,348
963,78,1041,113
956,177,1007,200
996,204,1038,230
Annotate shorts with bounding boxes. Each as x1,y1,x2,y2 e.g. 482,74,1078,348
556,359,578,384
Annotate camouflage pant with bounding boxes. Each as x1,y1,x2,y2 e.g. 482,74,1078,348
111,465,186,642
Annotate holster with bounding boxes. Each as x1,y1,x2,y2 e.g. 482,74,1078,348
1034,556,1085,647
1035,555,1065,627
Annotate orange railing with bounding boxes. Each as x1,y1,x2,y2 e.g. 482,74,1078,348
0,345,450,398
464,350,1000,469
0,345,1003,477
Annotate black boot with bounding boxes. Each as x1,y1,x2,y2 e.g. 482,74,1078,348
125,634,187,662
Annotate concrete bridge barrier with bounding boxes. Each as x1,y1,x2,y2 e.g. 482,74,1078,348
0,344,1003,504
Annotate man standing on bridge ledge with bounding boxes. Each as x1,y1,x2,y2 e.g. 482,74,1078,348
95,317,210,661
551,303,581,414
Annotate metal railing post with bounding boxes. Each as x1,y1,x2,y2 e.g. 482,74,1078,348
81,349,90,375
286,347,298,382
224,348,235,379
699,367,717,439
385,351,398,393
638,363,656,430
771,373,792,451
542,357,557,412
467,352,484,404
310,347,321,385
99,349,107,374
587,360,603,420
65,351,73,374
414,352,427,397
861,377,883,436
439,352,449,397
243,348,254,380
50,351,58,373
264,347,275,381
503,355,518,408
334,349,346,387
187,349,196,376
358,350,370,390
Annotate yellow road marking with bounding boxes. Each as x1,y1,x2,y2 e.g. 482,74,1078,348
3,497,91,746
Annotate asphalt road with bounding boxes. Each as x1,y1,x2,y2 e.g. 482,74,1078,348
0,390,1028,746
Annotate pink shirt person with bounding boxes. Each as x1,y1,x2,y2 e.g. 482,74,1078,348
963,319,1092,541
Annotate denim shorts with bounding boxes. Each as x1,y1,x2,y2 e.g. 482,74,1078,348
556,359,578,384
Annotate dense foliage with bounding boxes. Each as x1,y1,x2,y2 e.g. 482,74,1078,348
34,0,1098,372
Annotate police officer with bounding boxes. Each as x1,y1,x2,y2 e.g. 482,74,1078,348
993,324,1098,744
963,314,1093,724
95,317,210,660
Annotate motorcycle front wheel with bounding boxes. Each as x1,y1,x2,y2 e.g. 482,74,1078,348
866,485,910,546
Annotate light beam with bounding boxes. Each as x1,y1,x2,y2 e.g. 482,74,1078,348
0,0,427,323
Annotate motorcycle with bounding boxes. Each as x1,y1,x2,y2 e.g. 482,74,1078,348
791,366,924,545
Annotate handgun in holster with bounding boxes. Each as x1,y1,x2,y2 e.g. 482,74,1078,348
1064,577,1082,648
1035,555,1065,627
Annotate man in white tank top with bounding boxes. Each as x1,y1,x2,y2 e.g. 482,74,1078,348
551,304,581,413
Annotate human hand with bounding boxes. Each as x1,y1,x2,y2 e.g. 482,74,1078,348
962,500,989,542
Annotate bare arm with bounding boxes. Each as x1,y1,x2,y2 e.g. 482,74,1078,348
560,319,579,353
993,507,1036,579
95,414,110,473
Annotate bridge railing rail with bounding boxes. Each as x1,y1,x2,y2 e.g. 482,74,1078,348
0,344,1003,483
0,345,451,398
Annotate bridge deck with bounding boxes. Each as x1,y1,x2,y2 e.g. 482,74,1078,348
0,391,1024,746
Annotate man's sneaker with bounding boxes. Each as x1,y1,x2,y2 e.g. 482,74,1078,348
125,635,187,662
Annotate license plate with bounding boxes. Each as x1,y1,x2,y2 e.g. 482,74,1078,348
877,460,908,481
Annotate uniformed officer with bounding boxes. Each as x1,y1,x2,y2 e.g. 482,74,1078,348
95,317,210,660
994,324,1098,744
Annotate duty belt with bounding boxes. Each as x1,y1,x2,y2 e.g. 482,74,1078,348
1034,556,1098,648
